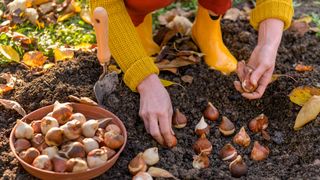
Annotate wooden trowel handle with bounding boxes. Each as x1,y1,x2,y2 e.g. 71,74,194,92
93,7,111,66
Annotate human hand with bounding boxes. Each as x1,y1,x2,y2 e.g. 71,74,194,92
137,74,177,147
234,45,277,99
234,18,284,99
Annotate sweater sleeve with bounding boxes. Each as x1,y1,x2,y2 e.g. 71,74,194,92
89,0,159,92
250,0,294,30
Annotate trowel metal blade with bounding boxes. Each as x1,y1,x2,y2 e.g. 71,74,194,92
93,72,119,105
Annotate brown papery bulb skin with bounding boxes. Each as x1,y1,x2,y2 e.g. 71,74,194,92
193,134,212,155
219,143,238,161
248,114,269,133
14,138,31,152
203,102,219,121
219,116,235,136
101,146,116,159
128,153,148,175
30,120,42,133
66,158,88,172
250,141,270,161
32,155,53,171
104,131,125,150
52,102,73,125
19,147,40,164
31,133,44,149
172,109,188,128
61,142,86,159
229,155,248,178
40,116,59,135
45,127,63,146
105,124,121,134
233,127,251,147
133,172,153,180
195,116,210,136
52,155,68,173
192,153,210,169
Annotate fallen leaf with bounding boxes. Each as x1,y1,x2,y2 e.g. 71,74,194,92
32,0,49,6
160,79,176,87
289,86,320,106
261,130,271,141
181,75,193,84
223,8,241,21
68,95,98,106
160,29,177,47
270,74,297,83
296,16,312,24
57,12,76,22
80,8,92,25
295,64,313,72
166,15,192,35
108,65,122,74
0,99,26,116
43,63,55,70
0,45,20,62
24,8,39,25
156,57,195,69
7,0,28,13
38,2,55,14
163,68,178,74
147,167,179,180
310,27,320,33
54,48,74,62
63,0,81,14
12,32,32,44
289,21,309,36
73,43,95,51
23,51,47,68
294,95,320,130
0,73,17,94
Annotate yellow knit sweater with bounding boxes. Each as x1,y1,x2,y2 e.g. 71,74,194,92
90,0,293,91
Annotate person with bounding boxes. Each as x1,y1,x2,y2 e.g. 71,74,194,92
89,0,294,147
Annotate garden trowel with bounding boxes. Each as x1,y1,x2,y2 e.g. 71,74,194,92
93,7,118,105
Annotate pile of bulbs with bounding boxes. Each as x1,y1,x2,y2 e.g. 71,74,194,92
13,101,125,173
192,102,270,178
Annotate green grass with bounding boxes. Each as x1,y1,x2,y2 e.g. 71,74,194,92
311,13,320,37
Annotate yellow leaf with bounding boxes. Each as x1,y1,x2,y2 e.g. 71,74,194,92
57,12,76,22
32,0,49,6
289,86,320,106
294,95,320,130
108,65,121,74
43,63,55,70
80,8,92,25
0,45,20,62
160,79,176,87
23,51,47,68
73,43,94,51
54,48,74,62
296,16,312,24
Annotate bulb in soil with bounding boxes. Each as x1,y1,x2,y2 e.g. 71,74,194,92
83,138,99,153
60,142,86,159
142,147,159,166
82,119,99,138
229,155,248,178
233,126,251,147
219,116,235,136
30,120,42,134
87,148,108,168
250,141,270,161
60,119,82,140
133,172,153,180
66,158,88,172
15,120,34,139
192,153,209,169
45,127,63,146
219,143,237,161
203,102,219,121
104,131,124,150
42,146,59,159
14,138,31,152
52,101,73,125
193,134,212,155
52,155,68,172
19,147,40,164
70,113,86,125
172,109,188,128
165,134,177,148
105,124,121,134
40,116,59,135
248,114,269,133
32,155,53,171
195,116,210,136
128,152,148,175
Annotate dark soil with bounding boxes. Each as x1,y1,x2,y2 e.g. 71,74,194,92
1,8,320,180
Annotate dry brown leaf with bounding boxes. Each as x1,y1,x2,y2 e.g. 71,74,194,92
0,45,20,62
68,95,98,106
23,51,48,68
80,8,92,25
166,15,192,36
38,2,55,14
156,58,195,69
12,32,32,44
32,0,49,6
54,48,74,62
294,95,320,130
0,99,26,116
163,68,178,74
181,75,193,84
270,74,297,83
289,86,320,106
289,21,309,36
223,8,241,21
295,64,313,72
160,29,177,47
7,0,28,13
147,167,179,180
0,73,16,94
261,130,271,141
24,8,39,25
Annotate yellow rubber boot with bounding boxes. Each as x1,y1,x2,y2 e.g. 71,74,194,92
192,5,237,75
135,13,160,56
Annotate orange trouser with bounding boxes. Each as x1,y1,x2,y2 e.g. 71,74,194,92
125,0,232,26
